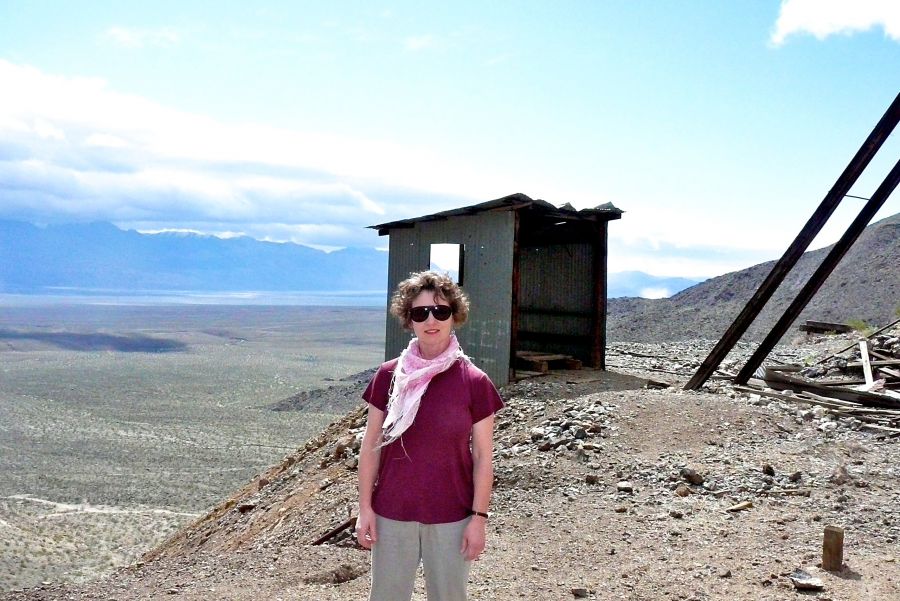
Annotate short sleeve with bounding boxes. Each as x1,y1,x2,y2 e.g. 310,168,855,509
469,366,504,424
362,360,397,411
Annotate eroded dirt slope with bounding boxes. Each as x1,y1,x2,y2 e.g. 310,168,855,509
4,351,898,600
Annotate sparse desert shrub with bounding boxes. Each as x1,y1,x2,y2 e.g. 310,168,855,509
847,318,874,337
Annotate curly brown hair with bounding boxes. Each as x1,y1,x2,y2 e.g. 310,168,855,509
390,270,470,330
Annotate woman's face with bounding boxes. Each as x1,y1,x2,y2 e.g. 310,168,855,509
410,290,453,358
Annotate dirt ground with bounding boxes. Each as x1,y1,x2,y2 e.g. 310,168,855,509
3,352,898,600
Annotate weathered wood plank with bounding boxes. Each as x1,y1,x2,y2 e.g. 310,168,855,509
799,320,853,333
847,359,900,368
516,356,549,373
859,341,875,387
761,368,900,409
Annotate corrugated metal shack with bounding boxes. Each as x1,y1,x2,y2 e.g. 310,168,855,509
370,193,623,386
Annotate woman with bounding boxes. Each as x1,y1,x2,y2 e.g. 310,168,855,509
357,270,504,601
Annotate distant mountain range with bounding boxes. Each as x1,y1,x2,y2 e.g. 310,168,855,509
607,271,702,299
608,211,900,342
0,220,388,293
0,220,702,299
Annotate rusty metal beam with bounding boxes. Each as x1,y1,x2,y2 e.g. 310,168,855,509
685,92,900,390
312,516,357,546
735,156,900,384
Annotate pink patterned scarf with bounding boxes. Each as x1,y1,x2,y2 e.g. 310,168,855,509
380,333,469,447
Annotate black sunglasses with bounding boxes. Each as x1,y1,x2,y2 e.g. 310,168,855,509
410,304,453,322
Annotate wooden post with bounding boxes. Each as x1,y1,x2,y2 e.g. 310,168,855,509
822,525,844,571
686,91,900,390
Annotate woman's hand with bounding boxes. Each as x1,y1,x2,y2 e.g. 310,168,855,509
460,516,486,561
357,405,383,550
463,414,494,561
356,506,378,549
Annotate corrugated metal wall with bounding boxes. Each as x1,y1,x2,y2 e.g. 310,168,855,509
518,242,595,361
383,211,515,385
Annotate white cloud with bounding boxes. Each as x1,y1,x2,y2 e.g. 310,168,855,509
607,250,758,280
771,0,900,45
639,287,672,300
404,34,435,51
105,26,181,48
0,60,504,197
611,205,793,254
604,205,790,279
0,59,489,247
84,133,130,148
33,118,66,140
1,59,849,278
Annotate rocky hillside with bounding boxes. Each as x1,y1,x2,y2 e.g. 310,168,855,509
608,211,900,343
5,335,899,600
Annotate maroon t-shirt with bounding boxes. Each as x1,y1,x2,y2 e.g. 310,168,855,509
363,357,504,524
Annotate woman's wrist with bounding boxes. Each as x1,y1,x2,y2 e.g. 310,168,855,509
469,509,489,520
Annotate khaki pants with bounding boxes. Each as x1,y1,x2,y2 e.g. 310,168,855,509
369,514,471,601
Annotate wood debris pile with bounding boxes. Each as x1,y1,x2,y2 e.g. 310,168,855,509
736,320,900,436
515,350,582,375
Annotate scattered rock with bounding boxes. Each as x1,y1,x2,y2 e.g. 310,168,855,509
303,563,368,584
571,587,590,598
674,484,693,497
829,465,853,486
680,467,704,485
789,569,825,591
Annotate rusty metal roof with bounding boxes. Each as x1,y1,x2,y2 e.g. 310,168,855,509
369,192,623,235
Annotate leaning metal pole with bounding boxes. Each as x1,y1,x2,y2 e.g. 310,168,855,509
685,91,900,390
735,156,900,384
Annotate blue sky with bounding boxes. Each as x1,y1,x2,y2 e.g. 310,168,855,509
1,1,898,279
